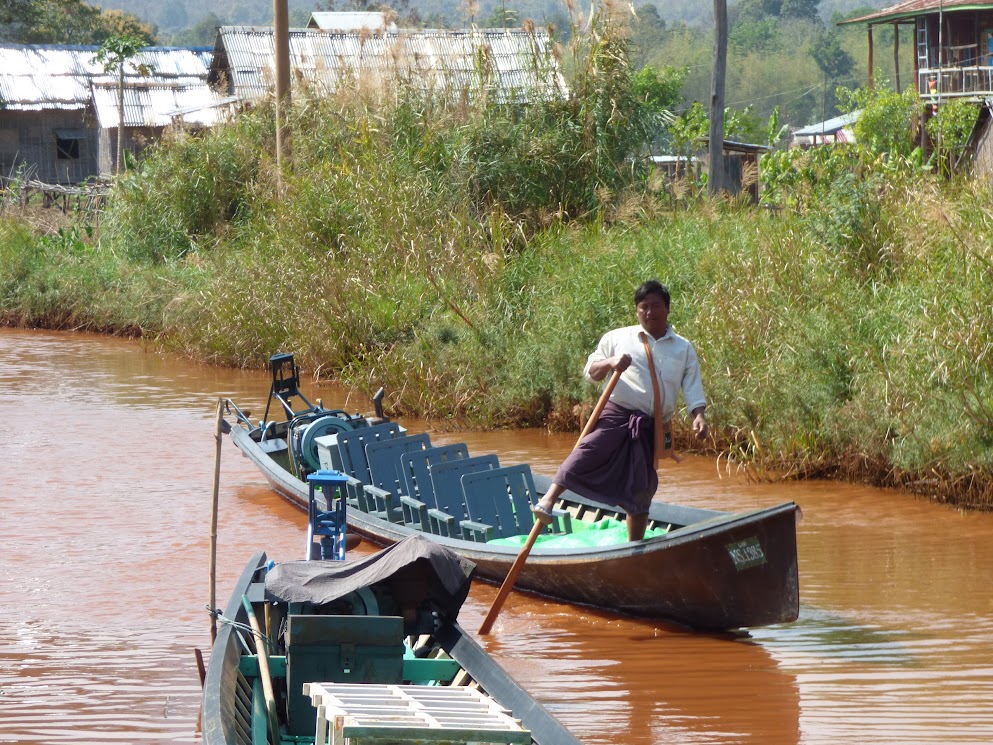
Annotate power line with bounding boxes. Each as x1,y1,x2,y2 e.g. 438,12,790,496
726,81,826,108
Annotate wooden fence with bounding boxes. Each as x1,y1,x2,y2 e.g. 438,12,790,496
1,176,110,218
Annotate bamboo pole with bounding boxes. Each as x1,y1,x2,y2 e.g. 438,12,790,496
894,23,901,94
709,0,728,196
274,0,292,182
478,370,622,635
210,397,223,643
242,596,280,743
574,369,622,448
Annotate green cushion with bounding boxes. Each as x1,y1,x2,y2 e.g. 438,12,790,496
488,519,667,548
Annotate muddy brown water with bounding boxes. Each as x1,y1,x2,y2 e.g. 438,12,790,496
2,328,992,744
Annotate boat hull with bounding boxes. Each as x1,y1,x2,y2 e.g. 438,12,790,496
229,424,800,630
203,551,582,745
202,552,267,745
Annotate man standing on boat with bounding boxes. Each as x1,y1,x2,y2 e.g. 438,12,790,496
531,279,708,541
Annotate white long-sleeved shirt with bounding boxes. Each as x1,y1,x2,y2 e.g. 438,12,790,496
583,324,706,422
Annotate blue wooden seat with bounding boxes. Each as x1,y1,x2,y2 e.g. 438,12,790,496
363,434,433,524
460,464,540,539
428,454,500,540
398,444,469,531
334,423,404,518
336,422,403,485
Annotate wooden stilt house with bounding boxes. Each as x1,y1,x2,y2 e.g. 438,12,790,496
841,2,993,172
840,1,993,101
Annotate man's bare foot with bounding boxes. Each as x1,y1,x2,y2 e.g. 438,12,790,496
531,501,555,525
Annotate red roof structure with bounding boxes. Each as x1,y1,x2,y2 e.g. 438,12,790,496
840,0,993,26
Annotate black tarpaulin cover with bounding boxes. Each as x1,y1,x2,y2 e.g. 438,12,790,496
264,534,476,619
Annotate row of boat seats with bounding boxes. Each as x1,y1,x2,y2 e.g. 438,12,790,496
461,464,554,539
324,424,570,541
332,422,405,484
314,422,403,512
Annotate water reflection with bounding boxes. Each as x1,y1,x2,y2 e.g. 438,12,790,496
753,605,993,742
468,599,800,745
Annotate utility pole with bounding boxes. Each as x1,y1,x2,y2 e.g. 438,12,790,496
709,0,727,196
274,0,292,185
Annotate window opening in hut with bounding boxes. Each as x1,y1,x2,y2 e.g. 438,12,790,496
55,130,86,161
56,137,80,160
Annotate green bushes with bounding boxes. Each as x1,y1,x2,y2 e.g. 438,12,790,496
102,116,267,263
0,214,202,332
4,157,992,504
839,86,922,158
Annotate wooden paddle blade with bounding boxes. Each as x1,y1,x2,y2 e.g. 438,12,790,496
478,519,546,635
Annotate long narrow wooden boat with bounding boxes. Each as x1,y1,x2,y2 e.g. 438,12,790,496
203,535,580,745
224,353,800,631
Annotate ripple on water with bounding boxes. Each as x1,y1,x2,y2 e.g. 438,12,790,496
0,623,204,744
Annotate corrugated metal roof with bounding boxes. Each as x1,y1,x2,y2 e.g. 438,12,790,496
839,1,993,25
0,45,99,109
91,81,223,127
212,27,566,104
308,12,396,32
0,75,88,110
0,43,217,117
793,110,861,136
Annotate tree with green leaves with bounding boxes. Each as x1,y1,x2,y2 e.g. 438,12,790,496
838,85,921,158
731,0,822,25
481,4,518,28
780,0,821,22
95,9,155,43
169,11,224,46
629,4,667,66
94,35,151,174
926,99,979,174
632,64,686,116
812,30,854,80
0,0,154,44
812,30,855,122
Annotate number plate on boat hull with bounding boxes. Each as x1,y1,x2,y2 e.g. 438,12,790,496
726,537,767,570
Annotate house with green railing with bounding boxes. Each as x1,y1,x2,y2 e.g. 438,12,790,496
841,1,993,100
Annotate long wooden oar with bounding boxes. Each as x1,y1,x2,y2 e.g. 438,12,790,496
478,369,622,635
242,595,281,744
573,367,622,447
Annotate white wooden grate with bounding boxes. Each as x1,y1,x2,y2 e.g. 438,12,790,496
304,682,532,745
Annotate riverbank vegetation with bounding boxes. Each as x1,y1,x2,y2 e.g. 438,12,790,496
1,7,991,509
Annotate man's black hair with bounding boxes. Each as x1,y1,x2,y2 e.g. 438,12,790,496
634,279,670,307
